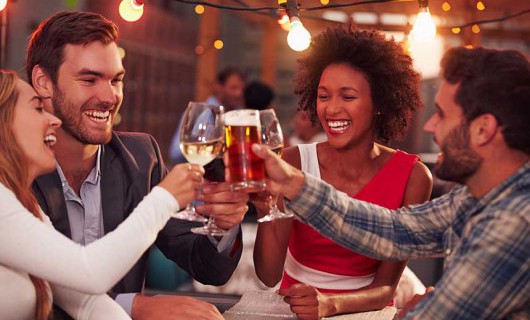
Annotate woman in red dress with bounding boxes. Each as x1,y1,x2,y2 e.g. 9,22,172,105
253,26,433,319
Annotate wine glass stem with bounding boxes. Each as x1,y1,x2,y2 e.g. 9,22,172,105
270,204,281,215
186,203,196,213
206,216,220,229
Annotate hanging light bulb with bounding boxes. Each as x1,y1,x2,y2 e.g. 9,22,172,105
277,12,290,31
0,0,7,11
119,0,144,22
287,17,311,51
411,0,437,41
280,0,311,51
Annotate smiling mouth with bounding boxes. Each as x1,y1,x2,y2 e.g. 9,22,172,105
44,134,57,148
327,120,352,134
84,110,111,123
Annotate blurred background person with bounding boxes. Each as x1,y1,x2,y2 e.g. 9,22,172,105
288,110,327,146
243,80,275,110
169,67,247,164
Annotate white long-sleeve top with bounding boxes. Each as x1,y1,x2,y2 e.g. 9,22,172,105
0,182,179,319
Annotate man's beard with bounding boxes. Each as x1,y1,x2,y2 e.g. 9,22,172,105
434,123,483,184
52,87,113,145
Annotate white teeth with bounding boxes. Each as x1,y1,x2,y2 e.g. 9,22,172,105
327,120,351,128
44,134,57,147
84,110,110,122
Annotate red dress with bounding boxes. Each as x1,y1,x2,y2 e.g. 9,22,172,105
280,144,419,295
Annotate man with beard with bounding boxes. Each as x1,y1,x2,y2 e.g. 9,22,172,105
27,11,247,319
250,46,529,319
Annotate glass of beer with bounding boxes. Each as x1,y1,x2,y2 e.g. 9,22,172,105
225,109,266,192
257,109,294,222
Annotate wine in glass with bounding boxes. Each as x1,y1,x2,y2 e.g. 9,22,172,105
179,102,230,236
257,109,294,223
175,103,222,224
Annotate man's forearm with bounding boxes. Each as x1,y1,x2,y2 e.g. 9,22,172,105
286,174,453,261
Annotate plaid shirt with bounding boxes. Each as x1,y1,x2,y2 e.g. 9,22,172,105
286,163,530,319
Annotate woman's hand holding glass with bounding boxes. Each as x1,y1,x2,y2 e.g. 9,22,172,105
157,163,205,215
175,102,223,223
177,102,231,236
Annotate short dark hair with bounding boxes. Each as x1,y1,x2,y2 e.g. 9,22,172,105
244,81,275,110
294,26,422,143
441,47,530,154
217,66,246,85
26,11,119,86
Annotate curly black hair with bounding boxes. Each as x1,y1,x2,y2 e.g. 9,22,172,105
294,26,422,143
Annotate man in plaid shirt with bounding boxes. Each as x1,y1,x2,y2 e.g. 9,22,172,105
251,47,529,319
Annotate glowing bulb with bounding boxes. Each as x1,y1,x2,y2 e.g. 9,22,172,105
472,24,480,33
476,1,485,10
451,27,461,34
214,40,224,50
195,45,205,55
119,0,144,22
320,0,330,4
442,2,451,11
195,5,205,14
287,17,311,51
0,0,7,11
411,7,437,41
277,12,290,31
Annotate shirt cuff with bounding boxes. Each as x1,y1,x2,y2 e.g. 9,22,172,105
207,225,239,254
115,293,137,316
151,186,180,213
284,172,319,223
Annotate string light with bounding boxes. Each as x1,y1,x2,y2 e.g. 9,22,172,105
280,0,312,51
476,1,485,11
411,0,436,41
173,0,530,36
195,5,205,14
0,0,7,11
277,12,290,31
213,40,224,49
287,17,312,51
472,24,480,33
320,0,330,5
442,2,451,12
451,27,461,34
195,45,205,55
119,0,144,22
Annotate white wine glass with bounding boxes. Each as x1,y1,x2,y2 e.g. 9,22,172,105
257,109,294,223
176,103,228,236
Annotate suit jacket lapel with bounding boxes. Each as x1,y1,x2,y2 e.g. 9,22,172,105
33,171,72,238
101,140,126,234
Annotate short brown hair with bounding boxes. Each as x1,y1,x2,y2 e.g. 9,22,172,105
294,26,422,143
26,11,118,86
441,47,530,154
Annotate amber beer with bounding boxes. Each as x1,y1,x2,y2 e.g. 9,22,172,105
225,109,266,191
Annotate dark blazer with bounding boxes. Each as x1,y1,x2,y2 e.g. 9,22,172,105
32,132,242,296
